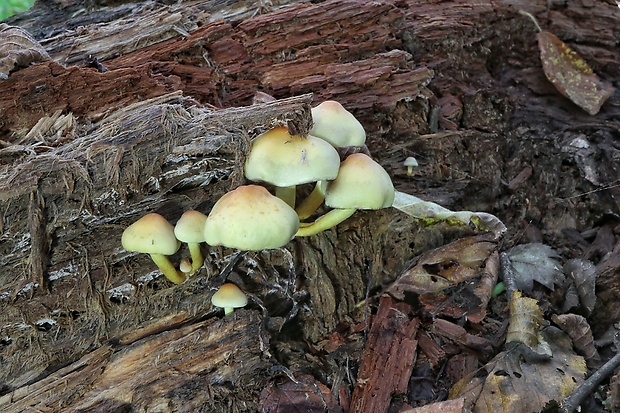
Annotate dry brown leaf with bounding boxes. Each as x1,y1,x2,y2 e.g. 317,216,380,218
450,326,587,413
399,398,466,413
537,31,614,115
258,373,343,413
388,234,497,297
552,313,600,368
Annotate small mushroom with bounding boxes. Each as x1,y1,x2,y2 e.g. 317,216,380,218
296,153,395,237
121,213,185,284
174,210,208,274
404,156,418,176
296,101,367,218
310,100,366,148
179,258,192,275
204,185,300,251
244,126,340,208
212,283,248,315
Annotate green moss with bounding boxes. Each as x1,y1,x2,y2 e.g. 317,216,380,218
1,0,35,21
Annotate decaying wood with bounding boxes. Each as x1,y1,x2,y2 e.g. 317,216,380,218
1,0,619,411
0,310,273,412
350,295,419,413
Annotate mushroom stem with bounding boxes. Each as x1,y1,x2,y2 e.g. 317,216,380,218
295,208,356,237
150,253,186,284
406,166,414,176
187,242,204,274
275,185,296,208
296,182,326,220
223,307,234,316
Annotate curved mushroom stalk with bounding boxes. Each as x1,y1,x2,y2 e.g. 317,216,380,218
150,253,186,284
295,181,326,220
295,208,356,237
187,242,204,273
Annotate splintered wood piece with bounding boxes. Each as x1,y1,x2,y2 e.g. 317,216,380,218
350,295,419,413
537,31,614,115
0,311,272,412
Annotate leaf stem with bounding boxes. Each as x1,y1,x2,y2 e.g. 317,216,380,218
518,10,543,32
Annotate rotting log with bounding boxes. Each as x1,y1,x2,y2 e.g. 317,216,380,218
1,0,619,411
0,310,274,412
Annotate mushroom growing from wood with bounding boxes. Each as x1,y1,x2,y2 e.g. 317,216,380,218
404,156,418,176
310,100,366,148
244,126,340,208
296,101,367,219
204,185,300,251
211,283,248,316
174,210,208,274
296,153,395,237
121,213,185,284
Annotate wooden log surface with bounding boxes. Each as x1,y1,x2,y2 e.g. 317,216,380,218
0,0,619,411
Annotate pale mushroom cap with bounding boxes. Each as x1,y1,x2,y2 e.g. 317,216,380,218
244,126,340,187
121,213,180,255
211,283,248,309
174,210,208,243
310,101,366,148
404,156,418,167
204,185,300,251
325,153,395,210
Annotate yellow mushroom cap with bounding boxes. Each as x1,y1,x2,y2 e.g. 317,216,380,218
174,210,208,243
244,126,340,187
310,101,366,148
325,153,395,210
121,213,180,255
211,283,248,310
204,185,300,251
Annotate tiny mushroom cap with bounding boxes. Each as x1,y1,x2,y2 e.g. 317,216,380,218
211,283,248,315
404,157,418,176
244,126,340,207
204,185,300,251
174,210,208,274
310,100,366,148
296,153,395,237
121,213,185,284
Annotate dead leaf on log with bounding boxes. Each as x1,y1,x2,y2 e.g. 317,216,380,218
258,373,343,413
537,31,614,115
520,11,614,115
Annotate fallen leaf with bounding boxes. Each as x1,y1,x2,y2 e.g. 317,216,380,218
258,373,343,413
388,234,497,296
399,397,466,413
552,313,600,368
505,243,563,292
451,322,586,412
506,291,552,361
537,31,614,115
564,258,597,314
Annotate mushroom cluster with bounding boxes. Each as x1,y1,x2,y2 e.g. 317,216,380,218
120,100,394,297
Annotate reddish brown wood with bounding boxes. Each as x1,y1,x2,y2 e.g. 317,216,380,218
350,295,420,413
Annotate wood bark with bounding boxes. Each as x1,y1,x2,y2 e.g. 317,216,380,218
0,0,619,411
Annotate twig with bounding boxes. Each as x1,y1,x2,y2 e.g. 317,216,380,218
560,351,620,413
